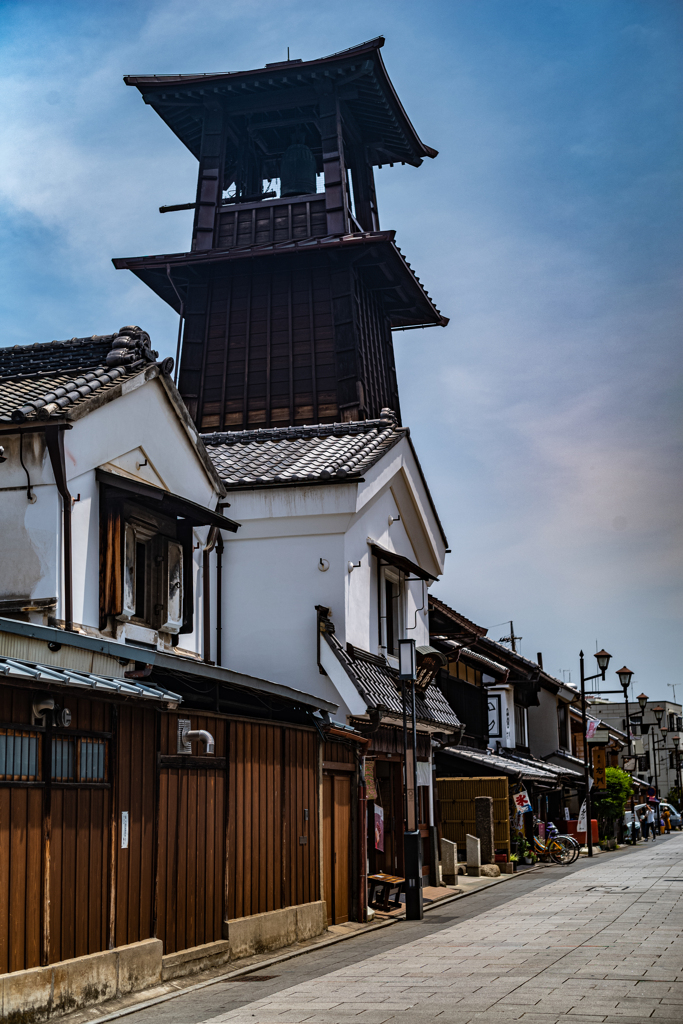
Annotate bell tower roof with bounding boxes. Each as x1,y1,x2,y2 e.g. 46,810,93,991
124,36,437,169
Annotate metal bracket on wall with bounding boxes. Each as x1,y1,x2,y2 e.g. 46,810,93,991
177,718,192,755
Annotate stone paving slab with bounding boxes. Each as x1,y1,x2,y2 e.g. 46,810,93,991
198,835,683,1024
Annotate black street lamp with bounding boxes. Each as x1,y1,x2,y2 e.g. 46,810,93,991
579,649,611,857
616,666,637,844
672,734,683,810
398,637,422,920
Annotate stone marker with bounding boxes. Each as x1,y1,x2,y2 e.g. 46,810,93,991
442,837,458,885
475,795,495,864
466,833,481,876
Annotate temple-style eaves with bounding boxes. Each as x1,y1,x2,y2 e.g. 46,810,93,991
124,37,437,170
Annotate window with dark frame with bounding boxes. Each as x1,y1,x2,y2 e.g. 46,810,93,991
514,703,527,748
0,727,109,785
102,498,186,637
380,567,403,658
557,702,568,749
0,728,40,781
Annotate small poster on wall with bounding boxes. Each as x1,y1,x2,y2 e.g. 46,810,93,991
365,759,378,800
374,803,384,851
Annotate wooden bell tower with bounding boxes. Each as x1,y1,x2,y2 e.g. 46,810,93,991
114,37,448,430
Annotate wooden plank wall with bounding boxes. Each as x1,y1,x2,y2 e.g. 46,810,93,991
0,686,42,973
0,787,42,973
48,698,111,965
1,689,322,971
195,264,339,431
114,705,156,948
228,722,319,919
157,713,227,955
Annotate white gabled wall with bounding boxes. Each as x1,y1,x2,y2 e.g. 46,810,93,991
0,374,221,651
219,434,445,718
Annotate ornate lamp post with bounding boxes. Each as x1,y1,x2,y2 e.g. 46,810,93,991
398,638,422,920
579,649,612,857
652,705,664,803
616,666,636,843
672,734,683,811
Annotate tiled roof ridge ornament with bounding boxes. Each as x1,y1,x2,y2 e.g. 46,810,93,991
105,326,159,371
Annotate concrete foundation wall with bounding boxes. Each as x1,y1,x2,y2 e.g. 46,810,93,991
0,939,162,1023
228,901,327,960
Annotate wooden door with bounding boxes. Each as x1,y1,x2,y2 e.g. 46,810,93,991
322,773,351,925
156,765,225,954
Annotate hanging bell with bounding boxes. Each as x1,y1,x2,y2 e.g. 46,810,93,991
280,143,317,197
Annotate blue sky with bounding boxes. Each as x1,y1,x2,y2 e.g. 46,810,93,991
1,0,681,701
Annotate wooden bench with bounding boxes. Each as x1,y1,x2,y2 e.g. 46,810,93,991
368,873,405,910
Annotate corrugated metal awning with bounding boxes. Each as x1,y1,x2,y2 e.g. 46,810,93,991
0,656,182,708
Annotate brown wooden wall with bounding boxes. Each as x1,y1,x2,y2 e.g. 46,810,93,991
156,712,227,954
114,705,156,948
228,722,319,919
1,685,322,972
0,787,42,973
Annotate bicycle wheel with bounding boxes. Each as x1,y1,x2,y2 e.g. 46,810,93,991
548,837,575,865
559,835,581,863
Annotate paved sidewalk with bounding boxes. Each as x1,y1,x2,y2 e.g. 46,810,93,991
201,835,683,1024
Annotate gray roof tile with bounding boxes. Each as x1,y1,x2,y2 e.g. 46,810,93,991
323,632,460,730
0,327,166,424
203,410,405,488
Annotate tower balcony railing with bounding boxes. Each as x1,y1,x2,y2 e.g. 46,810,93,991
215,192,329,250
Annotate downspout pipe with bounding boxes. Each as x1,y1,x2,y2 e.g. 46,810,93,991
44,426,73,631
202,526,219,663
215,533,223,667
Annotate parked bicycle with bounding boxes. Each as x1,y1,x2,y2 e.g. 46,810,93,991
533,821,580,865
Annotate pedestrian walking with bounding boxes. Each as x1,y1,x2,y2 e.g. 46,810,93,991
662,807,671,834
645,804,656,841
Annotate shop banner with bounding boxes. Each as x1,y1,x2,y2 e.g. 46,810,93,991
365,759,377,800
578,799,587,833
374,803,384,851
512,788,532,813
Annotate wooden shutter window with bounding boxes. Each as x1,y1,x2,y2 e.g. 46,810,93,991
100,497,123,627
161,539,184,633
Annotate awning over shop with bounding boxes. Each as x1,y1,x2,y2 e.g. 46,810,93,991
439,745,559,783
0,655,182,708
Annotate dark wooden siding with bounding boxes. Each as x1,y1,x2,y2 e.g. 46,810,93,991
156,765,225,954
114,705,156,948
1,685,322,971
216,196,327,250
0,787,42,973
49,788,109,963
195,266,338,432
228,722,319,919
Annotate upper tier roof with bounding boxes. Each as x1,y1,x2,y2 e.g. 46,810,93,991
124,37,437,168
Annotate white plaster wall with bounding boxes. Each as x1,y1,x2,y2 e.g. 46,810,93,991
221,528,346,709
218,442,441,716
527,688,560,759
1,375,221,639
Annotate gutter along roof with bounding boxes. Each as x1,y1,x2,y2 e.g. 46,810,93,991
0,618,337,715
124,37,437,169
